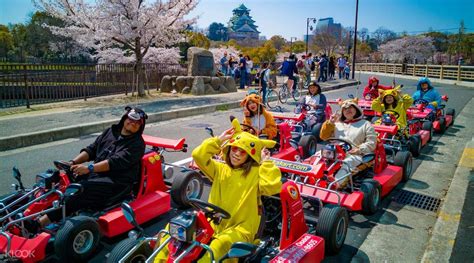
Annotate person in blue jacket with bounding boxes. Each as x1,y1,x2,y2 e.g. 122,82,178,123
412,77,441,111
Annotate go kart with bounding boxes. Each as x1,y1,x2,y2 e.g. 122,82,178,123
373,110,431,157
108,180,349,263
0,135,201,263
271,137,412,215
407,96,455,134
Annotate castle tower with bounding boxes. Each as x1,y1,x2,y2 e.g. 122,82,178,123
227,4,260,41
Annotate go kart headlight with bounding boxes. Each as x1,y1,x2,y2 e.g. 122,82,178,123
169,223,187,242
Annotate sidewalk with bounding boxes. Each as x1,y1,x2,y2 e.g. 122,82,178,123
0,79,358,151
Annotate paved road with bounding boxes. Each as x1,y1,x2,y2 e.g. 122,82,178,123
0,75,472,262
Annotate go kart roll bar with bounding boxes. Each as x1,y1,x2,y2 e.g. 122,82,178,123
0,186,41,215
0,187,62,222
0,231,12,259
144,229,171,263
173,240,215,263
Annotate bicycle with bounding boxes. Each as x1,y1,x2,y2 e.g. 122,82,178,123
264,83,280,110
277,76,302,104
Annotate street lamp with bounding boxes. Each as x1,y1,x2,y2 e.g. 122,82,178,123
305,18,317,55
290,37,297,52
351,0,359,79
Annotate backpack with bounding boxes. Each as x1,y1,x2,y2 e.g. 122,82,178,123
280,61,290,76
310,61,316,71
297,59,304,69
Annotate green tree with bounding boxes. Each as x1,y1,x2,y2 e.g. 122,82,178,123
9,23,28,62
188,32,211,49
207,22,227,41
0,25,14,59
269,35,286,51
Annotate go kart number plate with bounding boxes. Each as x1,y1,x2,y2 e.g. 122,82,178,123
270,234,322,263
272,159,313,173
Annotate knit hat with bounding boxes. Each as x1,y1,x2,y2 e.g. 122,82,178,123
223,118,276,164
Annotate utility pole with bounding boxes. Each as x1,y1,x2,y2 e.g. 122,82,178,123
351,0,359,79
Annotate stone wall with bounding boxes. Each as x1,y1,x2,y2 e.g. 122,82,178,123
160,75,237,95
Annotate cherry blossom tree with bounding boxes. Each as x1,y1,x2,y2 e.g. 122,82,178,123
379,36,435,63
35,0,197,96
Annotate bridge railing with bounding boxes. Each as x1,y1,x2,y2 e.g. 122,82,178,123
355,63,474,82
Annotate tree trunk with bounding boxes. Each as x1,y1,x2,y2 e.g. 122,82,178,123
135,39,146,97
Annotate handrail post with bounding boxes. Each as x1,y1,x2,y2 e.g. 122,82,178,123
425,64,428,77
457,64,461,81
413,64,416,76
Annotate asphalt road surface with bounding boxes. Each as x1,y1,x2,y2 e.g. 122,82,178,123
0,73,472,262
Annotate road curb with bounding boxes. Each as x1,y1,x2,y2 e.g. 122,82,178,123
356,71,474,88
0,101,241,151
0,81,357,151
421,138,474,262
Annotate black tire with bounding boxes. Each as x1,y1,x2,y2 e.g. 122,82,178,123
437,117,447,134
394,151,413,182
446,108,455,126
107,238,153,263
54,216,100,263
316,205,349,255
266,90,279,109
422,121,433,143
360,179,381,215
408,134,422,157
311,123,323,142
171,170,204,208
278,85,288,104
299,135,317,159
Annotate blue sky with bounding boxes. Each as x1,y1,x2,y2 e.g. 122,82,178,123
1,0,473,40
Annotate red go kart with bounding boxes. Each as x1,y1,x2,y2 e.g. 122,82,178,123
407,96,455,134
0,135,201,263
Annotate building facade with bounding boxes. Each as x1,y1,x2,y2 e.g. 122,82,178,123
227,4,260,41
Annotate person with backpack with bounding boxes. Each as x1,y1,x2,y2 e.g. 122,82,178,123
259,63,272,104
318,54,328,82
280,54,298,92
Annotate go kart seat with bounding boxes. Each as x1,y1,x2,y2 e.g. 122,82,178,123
101,184,133,210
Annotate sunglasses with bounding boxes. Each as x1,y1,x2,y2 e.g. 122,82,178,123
127,109,146,121
230,146,247,154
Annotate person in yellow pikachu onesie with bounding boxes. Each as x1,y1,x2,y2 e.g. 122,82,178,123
154,118,282,262
371,86,414,130
241,92,278,140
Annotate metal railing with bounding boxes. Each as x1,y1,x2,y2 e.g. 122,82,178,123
355,63,474,82
0,63,187,108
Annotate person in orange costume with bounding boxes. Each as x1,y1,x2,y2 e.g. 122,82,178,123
240,92,278,140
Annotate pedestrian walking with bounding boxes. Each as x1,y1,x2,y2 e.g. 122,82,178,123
239,54,247,89
337,56,347,79
220,52,229,76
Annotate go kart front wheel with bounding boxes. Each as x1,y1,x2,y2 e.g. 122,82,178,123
446,108,455,126
437,117,447,134
408,135,422,157
107,238,153,263
316,204,348,255
422,121,433,142
299,135,317,159
394,151,413,182
171,170,204,209
54,216,100,263
361,179,381,215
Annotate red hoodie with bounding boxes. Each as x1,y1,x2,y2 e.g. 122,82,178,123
363,76,392,100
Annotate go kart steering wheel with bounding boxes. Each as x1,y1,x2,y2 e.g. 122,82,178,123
53,160,76,182
240,123,258,136
327,138,353,151
414,99,430,106
382,110,400,119
188,198,231,222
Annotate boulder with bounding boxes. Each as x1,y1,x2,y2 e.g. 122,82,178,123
160,76,173,92
224,77,237,92
210,77,221,90
191,76,205,95
175,76,187,92
187,47,216,76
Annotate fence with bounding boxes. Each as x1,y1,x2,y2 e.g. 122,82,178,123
0,63,187,108
355,63,474,82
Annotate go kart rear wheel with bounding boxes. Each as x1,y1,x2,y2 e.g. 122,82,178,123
107,238,153,263
171,170,204,209
446,108,455,126
437,117,447,134
54,216,100,262
299,135,317,159
311,123,323,142
422,121,433,143
316,204,348,255
361,179,381,215
394,151,413,182
408,135,422,157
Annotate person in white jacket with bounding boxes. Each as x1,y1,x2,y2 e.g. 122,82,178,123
319,98,377,188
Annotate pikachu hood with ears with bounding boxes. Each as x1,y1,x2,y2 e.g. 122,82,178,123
223,118,276,164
